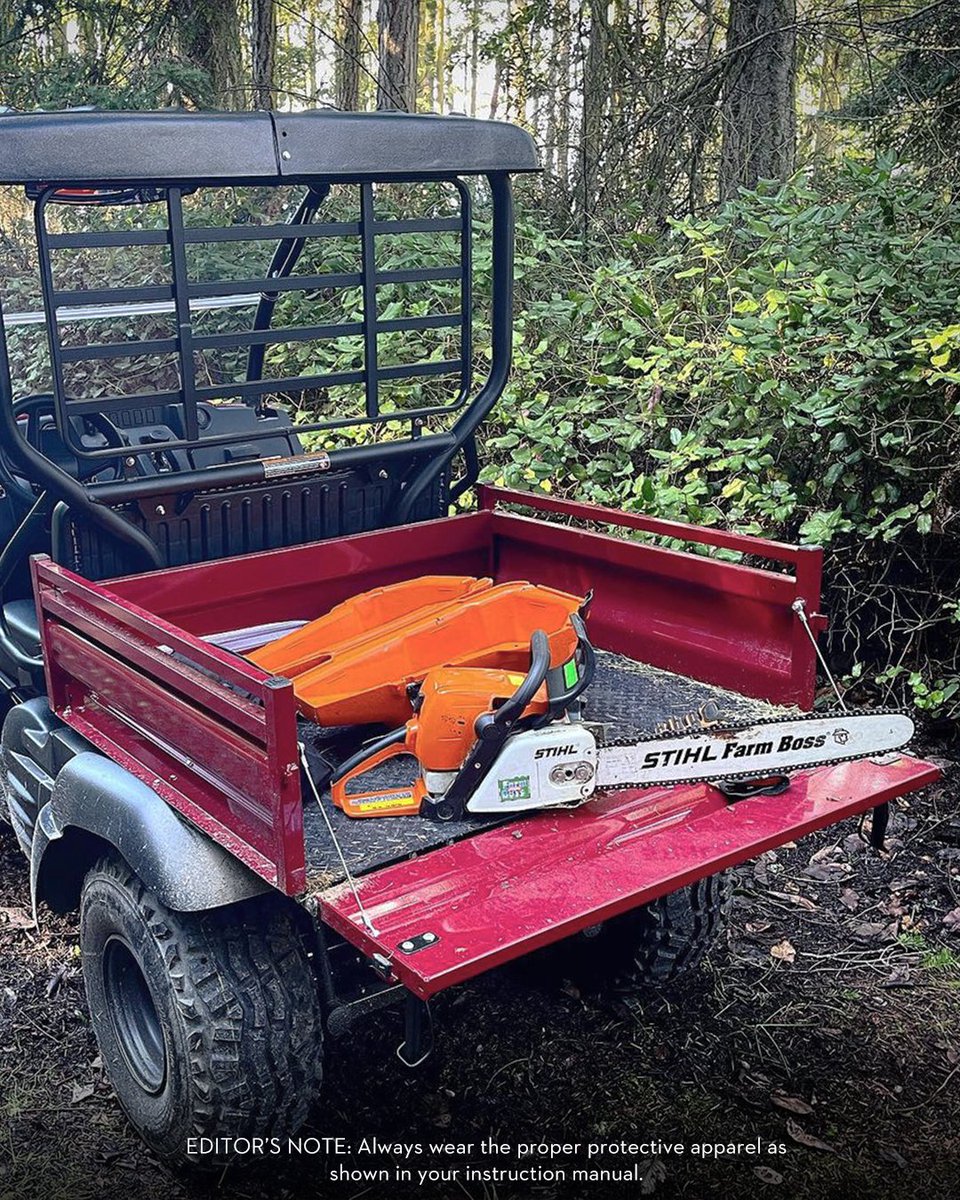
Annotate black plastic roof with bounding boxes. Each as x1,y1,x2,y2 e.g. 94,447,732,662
0,109,540,185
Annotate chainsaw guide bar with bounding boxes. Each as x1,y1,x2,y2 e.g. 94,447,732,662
592,708,914,791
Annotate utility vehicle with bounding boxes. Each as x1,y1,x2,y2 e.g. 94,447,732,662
0,109,938,1162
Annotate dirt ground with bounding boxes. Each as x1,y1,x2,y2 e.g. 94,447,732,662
1,761,959,1200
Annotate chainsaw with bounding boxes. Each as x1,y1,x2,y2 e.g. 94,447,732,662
329,618,915,822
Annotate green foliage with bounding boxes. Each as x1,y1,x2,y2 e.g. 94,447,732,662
486,156,960,715
3,157,959,716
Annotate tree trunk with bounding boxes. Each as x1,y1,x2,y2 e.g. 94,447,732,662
579,0,609,216
720,0,797,199
468,0,479,117
173,0,243,108
377,0,419,112
251,0,277,110
335,0,363,110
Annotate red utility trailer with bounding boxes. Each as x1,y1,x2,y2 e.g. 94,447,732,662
0,108,937,1164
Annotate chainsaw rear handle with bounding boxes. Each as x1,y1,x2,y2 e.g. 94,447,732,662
330,725,408,789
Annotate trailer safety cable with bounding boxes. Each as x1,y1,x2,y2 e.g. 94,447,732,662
298,742,380,936
791,598,848,713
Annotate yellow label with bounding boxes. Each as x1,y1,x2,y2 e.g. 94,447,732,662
352,793,415,812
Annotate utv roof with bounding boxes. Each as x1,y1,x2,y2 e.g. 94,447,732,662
0,109,540,185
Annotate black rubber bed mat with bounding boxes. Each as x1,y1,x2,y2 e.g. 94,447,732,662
300,650,788,888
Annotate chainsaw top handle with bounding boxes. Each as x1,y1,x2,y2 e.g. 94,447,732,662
477,628,551,739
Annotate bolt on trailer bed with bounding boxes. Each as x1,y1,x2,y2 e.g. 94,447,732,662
0,108,940,1161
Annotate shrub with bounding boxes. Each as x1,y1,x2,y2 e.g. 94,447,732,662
488,156,960,715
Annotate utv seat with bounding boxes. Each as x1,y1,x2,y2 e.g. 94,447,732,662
2,599,41,658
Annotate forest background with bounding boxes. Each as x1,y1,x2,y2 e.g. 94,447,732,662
2,0,960,719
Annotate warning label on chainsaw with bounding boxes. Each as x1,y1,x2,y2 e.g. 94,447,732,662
185,1133,789,1187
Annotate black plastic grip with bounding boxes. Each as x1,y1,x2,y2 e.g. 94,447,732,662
490,628,550,730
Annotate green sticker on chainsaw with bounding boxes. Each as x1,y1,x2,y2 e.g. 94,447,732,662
498,775,531,802
562,659,579,689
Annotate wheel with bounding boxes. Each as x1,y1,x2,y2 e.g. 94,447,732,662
563,872,733,992
79,856,324,1164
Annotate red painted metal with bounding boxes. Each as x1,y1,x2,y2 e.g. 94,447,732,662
106,499,821,708
490,512,817,706
107,513,494,637
32,557,305,893
479,483,813,562
480,485,827,707
318,753,939,999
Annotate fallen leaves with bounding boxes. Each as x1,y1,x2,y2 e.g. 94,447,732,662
45,965,68,999
770,939,797,964
943,907,960,935
71,1082,95,1104
753,1166,784,1185
850,921,890,943
768,890,818,911
0,906,34,931
771,1092,814,1116
785,1118,836,1154
839,887,860,911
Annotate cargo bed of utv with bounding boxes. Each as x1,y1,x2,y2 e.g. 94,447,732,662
32,484,938,1000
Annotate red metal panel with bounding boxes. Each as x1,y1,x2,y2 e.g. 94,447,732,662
107,513,495,635
479,483,810,562
319,755,939,999
489,510,820,707
32,557,305,894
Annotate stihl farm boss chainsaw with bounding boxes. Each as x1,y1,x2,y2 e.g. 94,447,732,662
326,617,914,822
247,575,914,822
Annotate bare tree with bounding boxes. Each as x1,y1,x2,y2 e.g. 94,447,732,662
720,0,797,198
173,0,243,107
335,0,363,110
251,0,277,110
377,0,419,112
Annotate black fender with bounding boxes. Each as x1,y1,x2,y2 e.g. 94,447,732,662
31,751,271,914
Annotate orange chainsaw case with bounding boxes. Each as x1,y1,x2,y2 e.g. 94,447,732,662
248,575,583,728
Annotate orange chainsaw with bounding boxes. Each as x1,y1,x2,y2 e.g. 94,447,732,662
330,617,597,820
327,617,915,822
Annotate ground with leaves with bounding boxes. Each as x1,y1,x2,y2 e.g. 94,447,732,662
1,765,959,1200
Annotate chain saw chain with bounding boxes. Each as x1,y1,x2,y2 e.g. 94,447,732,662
591,706,911,791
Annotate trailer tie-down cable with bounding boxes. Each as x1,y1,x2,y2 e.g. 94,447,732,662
298,743,380,936
792,598,848,713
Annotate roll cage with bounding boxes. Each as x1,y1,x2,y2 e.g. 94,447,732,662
0,109,538,566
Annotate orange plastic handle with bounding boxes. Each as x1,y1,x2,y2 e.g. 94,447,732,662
330,736,425,818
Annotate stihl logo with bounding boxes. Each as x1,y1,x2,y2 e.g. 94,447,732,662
534,745,579,759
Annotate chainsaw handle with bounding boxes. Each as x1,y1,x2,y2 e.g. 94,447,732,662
330,725,407,786
485,628,551,733
330,726,423,818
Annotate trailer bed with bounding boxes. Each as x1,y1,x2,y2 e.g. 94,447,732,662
31,485,935,908
299,649,787,886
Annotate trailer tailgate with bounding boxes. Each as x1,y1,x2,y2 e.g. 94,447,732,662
318,754,938,999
